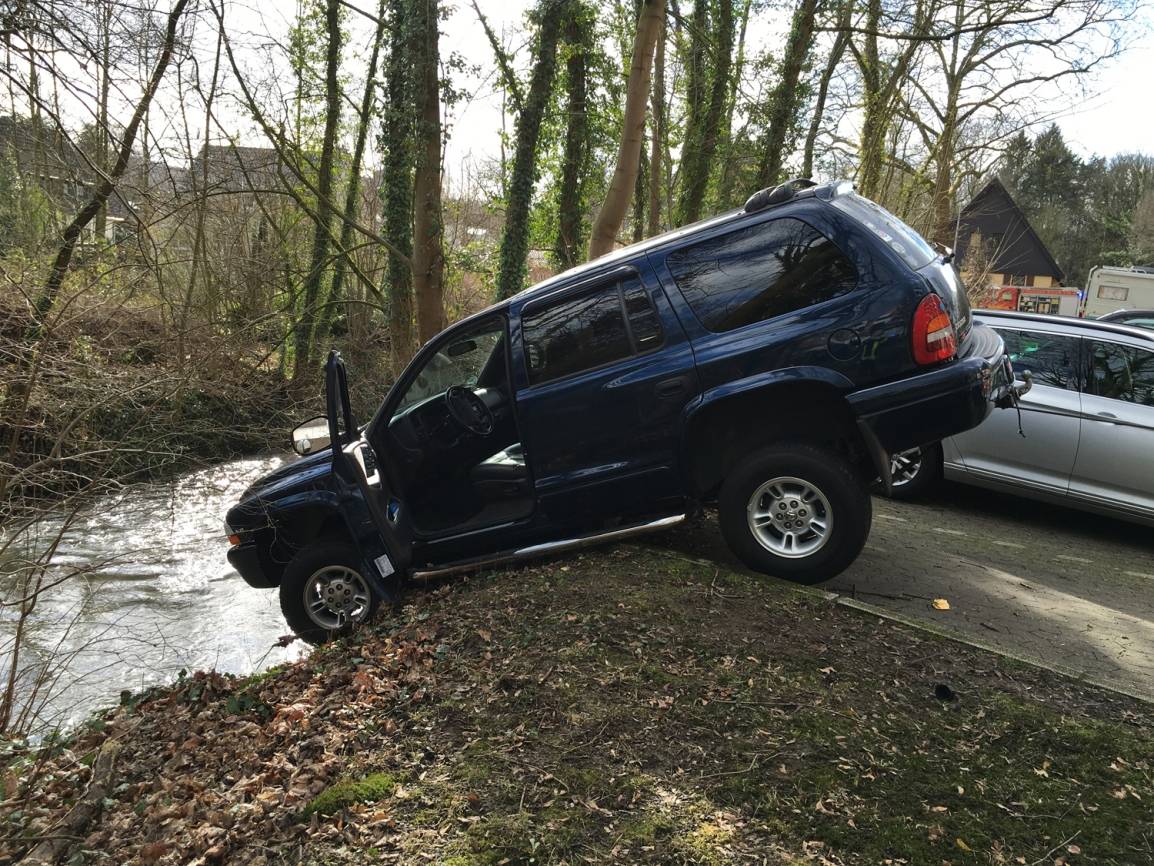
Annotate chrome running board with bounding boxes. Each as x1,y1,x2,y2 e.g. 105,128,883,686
409,513,686,581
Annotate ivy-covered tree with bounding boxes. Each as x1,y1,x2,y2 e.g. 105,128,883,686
496,0,566,299
674,0,735,226
411,0,446,342
554,2,594,270
757,0,819,188
381,0,416,361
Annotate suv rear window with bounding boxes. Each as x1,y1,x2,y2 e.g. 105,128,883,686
523,276,664,385
830,193,936,270
667,217,857,333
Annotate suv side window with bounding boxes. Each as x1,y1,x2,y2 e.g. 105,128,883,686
1087,340,1154,406
523,275,663,385
994,328,1080,391
667,217,857,333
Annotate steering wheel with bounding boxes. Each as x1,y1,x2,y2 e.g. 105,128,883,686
444,385,494,436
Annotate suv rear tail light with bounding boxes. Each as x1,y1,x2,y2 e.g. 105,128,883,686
912,293,957,366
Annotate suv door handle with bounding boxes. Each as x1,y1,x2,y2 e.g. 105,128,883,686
1095,411,1118,424
655,377,689,399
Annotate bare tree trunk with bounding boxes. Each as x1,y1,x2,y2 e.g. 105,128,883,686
177,25,223,369
411,0,445,342
291,0,342,382
645,8,666,236
588,0,665,259
94,0,112,243
856,0,884,197
932,105,958,246
324,0,388,337
757,0,819,188
496,0,564,298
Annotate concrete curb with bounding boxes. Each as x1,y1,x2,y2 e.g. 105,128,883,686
833,594,1154,706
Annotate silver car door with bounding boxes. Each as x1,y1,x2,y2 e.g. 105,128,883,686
1068,337,1154,516
949,324,1081,491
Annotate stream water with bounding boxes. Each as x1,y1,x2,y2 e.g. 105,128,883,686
0,456,309,734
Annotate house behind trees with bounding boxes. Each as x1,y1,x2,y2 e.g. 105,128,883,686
956,177,1075,315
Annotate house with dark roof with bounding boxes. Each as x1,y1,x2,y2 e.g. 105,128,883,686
189,144,283,193
954,177,1076,314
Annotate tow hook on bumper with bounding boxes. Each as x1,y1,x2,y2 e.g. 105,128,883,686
994,365,1032,410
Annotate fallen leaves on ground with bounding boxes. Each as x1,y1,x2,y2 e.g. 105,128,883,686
0,541,1151,865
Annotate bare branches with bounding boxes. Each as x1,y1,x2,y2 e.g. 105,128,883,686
471,0,524,114
33,0,192,332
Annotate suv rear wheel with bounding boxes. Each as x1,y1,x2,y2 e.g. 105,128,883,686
280,542,380,645
718,443,871,584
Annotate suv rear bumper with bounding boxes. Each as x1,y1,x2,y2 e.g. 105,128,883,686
847,322,1010,455
228,541,277,588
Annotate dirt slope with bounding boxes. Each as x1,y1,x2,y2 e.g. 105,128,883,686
2,544,1151,865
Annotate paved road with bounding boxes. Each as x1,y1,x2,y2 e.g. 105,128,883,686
664,483,1154,701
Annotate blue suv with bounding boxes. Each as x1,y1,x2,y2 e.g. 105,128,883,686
225,179,1020,643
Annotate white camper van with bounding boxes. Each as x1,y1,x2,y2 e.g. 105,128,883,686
1082,266,1154,318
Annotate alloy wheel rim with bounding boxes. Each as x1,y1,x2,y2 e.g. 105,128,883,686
890,448,923,487
746,476,833,559
303,565,372,630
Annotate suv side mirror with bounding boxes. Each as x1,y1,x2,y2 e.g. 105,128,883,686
291,416,331,456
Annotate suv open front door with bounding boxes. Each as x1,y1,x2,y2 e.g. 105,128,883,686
325,350,413,598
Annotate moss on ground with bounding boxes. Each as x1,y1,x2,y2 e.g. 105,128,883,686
303,772,399,817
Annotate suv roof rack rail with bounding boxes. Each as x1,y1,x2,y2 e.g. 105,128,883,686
743,177,818,214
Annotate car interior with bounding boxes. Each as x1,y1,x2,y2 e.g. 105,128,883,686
372,317,533,536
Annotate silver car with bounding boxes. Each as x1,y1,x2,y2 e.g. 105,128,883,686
888,310,1154,527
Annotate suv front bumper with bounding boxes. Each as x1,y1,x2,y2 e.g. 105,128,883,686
228,541,277,588
847,322,1011,455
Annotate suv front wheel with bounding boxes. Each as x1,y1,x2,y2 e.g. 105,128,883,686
280,541,381,645
718,443,871,584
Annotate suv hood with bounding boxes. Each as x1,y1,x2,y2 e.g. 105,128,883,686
240,448,332,498
227,449,334,529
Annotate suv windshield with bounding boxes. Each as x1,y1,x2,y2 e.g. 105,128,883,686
831,193,936,270
394,324,504,413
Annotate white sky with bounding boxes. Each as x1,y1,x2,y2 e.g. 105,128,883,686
436,0,1154,172
1054,40,1154,157
47,0,1154,174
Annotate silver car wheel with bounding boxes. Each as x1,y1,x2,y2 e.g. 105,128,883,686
890,448,923,487
746,476,833,559
303,565,372,630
